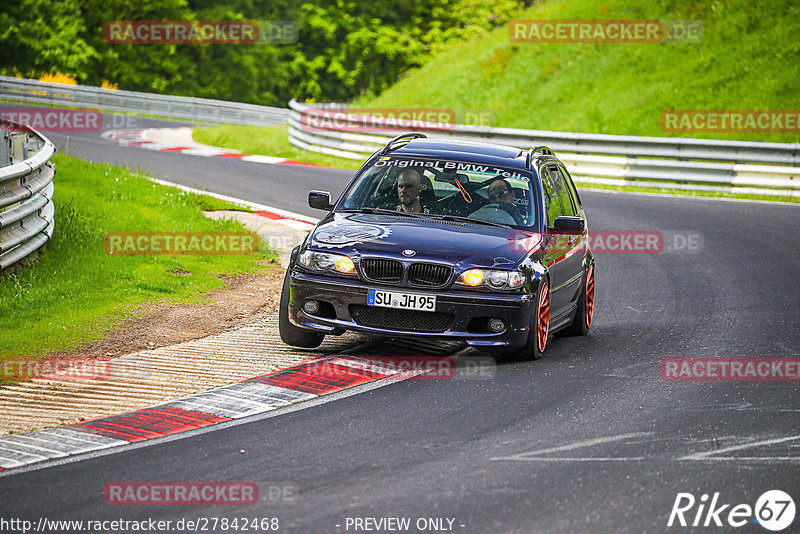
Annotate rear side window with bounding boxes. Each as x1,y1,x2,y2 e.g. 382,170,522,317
546,165,577,217
541,164,580,226
559,163,582,212
540,166,562,226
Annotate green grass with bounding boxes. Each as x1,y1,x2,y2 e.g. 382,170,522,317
571,181,798,203
193,124,363,170
0,153,279,362
356,0,800,143
192,0,799,202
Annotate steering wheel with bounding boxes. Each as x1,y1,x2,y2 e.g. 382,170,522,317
468,204,518,226
486,202,523,225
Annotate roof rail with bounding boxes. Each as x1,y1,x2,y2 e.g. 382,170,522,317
525,145,554,169
380,133,427,155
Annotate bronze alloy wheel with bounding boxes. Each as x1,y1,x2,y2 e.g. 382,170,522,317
537,281,550,353
585,263,595,328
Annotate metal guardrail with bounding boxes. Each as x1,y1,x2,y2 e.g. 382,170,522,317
0,76,288,126
0,120,55,273
287,99,800,195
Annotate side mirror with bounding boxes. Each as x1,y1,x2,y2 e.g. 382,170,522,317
552,216,585,233
308,190,333,211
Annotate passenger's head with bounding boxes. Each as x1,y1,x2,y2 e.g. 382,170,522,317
488,178,515,205
397,169,423,207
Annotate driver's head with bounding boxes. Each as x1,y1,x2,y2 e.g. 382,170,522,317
488,178,515,204
397,169,423,207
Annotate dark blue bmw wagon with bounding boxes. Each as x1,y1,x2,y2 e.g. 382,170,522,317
279,133,595,359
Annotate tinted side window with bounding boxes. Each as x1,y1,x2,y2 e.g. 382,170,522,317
540,166,562,226
547,165,576,217
559,163,582,212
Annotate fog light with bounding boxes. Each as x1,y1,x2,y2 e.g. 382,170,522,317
488,318,505,332
303,300,320,314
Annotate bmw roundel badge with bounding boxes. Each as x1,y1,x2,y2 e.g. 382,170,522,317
403,249,416,257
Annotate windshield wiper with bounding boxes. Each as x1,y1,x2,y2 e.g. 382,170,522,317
340,207,426,218
430,214,512,229
339,208,509,227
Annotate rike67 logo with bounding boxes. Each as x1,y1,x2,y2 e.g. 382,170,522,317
668,490,796,531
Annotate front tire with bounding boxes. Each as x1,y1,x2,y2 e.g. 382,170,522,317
509,279,550,360
279,268,325,348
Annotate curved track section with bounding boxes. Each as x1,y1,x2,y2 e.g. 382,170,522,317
1,110,798,533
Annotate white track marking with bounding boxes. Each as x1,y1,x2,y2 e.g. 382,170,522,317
499,457,646,462
240,155,286,164
679,434,800,461
156,382,317,419
179,147,232,157
137,142,179,151
490,432,651,462
145,176,320,224
40,428,129,447
0,436,70,456
0,445,50,468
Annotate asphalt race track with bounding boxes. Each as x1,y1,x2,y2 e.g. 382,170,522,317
1,112,799,533
44,113,355,217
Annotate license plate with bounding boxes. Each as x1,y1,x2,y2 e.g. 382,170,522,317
367,289,436,311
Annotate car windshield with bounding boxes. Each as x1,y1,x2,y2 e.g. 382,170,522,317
339,156,538,228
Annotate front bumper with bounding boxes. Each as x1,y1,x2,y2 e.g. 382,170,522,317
288,270,536,348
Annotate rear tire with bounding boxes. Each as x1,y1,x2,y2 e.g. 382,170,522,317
509,279,550,360
562,263,594,336
279,269,325,348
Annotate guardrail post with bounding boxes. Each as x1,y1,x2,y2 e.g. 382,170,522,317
0,130,9,168
11,133,25,164
24,133,42,160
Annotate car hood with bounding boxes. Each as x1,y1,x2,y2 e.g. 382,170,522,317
308,213,543,269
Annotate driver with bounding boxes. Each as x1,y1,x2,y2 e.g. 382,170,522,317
394,168,433,214
487,178,524,224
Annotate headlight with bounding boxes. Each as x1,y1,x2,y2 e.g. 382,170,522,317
298,250,356,274
456,268,525,290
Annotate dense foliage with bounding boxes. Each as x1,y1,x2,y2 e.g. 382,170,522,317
1,0,525,105
358,0,800,142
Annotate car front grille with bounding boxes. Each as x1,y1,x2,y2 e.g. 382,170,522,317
349,305,454,333
408,263,452,287
361,259,403,283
